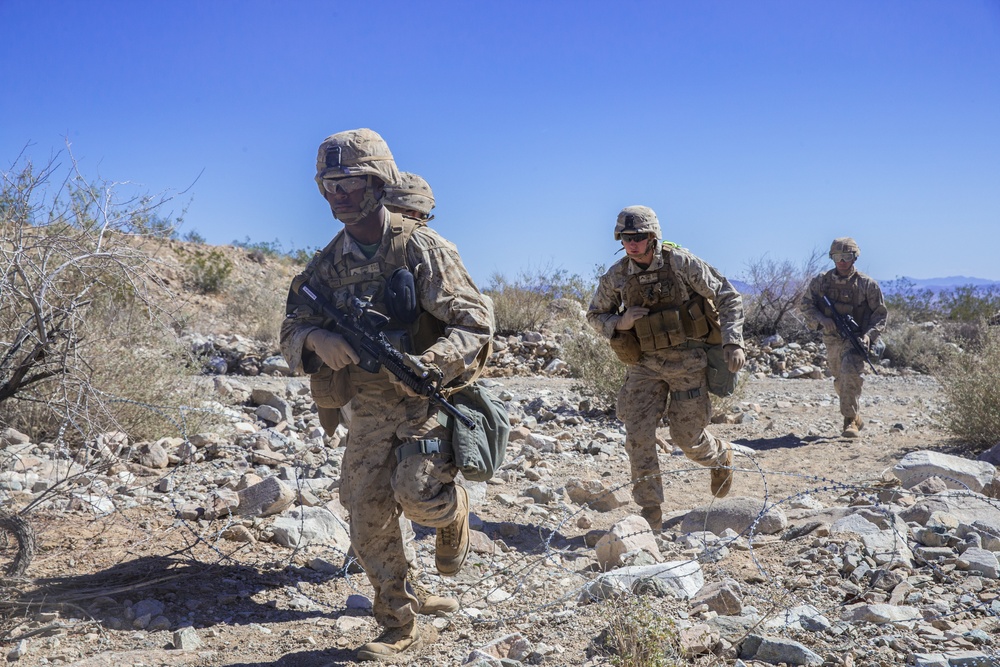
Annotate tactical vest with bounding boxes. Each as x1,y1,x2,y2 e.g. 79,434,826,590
297,212,444,355
622,248,722,353
818,270,872,332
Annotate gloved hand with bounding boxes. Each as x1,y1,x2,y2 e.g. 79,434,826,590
723,344,746,373
817,316,838,335
860,334,871,350
306,329,360,371
616,306,650,331
388,354,439,399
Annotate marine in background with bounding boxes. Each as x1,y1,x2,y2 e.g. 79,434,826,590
586,205,746,533
801,237,887,438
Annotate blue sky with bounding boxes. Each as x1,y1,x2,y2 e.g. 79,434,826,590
2,1,999,286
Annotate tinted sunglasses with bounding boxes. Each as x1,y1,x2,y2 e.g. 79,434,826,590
831,252,857,262
322,176,368,195
621,233,650,244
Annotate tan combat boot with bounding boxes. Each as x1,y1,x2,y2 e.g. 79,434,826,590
356,619,436,662
842,415,863,438
710,446,734,498
640,505,663,533
407,578,459,616
435,484,470,576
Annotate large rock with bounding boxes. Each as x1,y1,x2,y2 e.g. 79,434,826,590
236,476,295,517
595,515,661,568
892,451,995,493
680,497,787,536
564,478,630,512
579,560,703,602
271,506,350,549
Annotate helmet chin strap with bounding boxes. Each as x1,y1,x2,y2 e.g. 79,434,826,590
333,176,382,223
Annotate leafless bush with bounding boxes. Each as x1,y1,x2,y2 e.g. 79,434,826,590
740,250,824,339
0,150,212,444
561,321,626,408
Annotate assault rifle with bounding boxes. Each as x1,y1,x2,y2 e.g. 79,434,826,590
821,295,878,374
295,281,476,430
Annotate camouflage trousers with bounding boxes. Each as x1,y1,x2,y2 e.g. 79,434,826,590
338,384,460,628
825,335,865,420
616,346,729,509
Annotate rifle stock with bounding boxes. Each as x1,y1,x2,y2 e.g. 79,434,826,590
296,281,476,430
821,295,878,374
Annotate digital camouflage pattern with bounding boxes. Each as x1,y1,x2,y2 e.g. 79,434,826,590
613,204,662,241
801,265,887,421
314,128,401,192
384,172,435,219
829,236,861,257
281,212,493,629
587,242,745,509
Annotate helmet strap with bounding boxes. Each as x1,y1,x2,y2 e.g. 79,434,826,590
332,176,382,223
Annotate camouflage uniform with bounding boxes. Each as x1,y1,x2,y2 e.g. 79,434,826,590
281,131,493,632
801,257,887,424
587,215,744,511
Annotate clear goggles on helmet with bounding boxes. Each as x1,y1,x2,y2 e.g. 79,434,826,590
831,252,857,262
621,232,651,244
322,176,368,195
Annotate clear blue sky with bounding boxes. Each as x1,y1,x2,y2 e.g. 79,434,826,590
3,1,999,285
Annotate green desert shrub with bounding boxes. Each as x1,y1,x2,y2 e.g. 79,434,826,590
934,329,1000,448
561,324,626,407
184,248,234,294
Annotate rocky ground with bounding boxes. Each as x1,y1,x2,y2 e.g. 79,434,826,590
2,341,1000,667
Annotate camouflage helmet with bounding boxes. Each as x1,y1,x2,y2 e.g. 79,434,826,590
829,237,860,259
614,205,662,241
383,172,435,220
314,128,400,195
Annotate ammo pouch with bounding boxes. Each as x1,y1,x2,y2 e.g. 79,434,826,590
609,330,642,365
700,342,739,398
437,382,510,482
632,297,714,353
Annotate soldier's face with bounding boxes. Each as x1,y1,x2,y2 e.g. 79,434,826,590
622,234,653,261
833,252,856,275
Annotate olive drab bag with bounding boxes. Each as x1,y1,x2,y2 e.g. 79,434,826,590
438,381,510,482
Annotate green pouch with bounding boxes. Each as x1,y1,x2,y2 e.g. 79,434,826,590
704,344,739,397
438,382,511,482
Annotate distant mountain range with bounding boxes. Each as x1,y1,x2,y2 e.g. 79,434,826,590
879,276,1000,295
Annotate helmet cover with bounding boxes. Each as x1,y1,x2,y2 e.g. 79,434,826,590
614,205,662,241
383,172,435,218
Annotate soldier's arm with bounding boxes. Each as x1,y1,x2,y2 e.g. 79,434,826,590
865,279,888,342
800,275,826,325
586,270,624,339
673,251,744,348
279,281,327,375
406,230,494,386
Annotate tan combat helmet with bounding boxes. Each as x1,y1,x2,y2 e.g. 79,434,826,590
315,128,400,222
383,171,435,222
614,205,662,241
829,237,860,259
315,128,400,192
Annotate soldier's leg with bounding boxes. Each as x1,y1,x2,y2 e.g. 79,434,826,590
663,347,727,466
392,407,469,577
340,401,418,628
616,365,670,510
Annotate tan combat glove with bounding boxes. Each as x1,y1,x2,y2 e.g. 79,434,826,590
306,329,360,371
616,306,650,331
816,316,838,335
723,344,746,373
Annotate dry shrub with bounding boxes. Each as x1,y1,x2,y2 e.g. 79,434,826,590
881,322,961,374
561,322,626,408
484,265,591,336
740,250,823,339
592,597,682,667
935,329,1000,448
222,280,286,345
